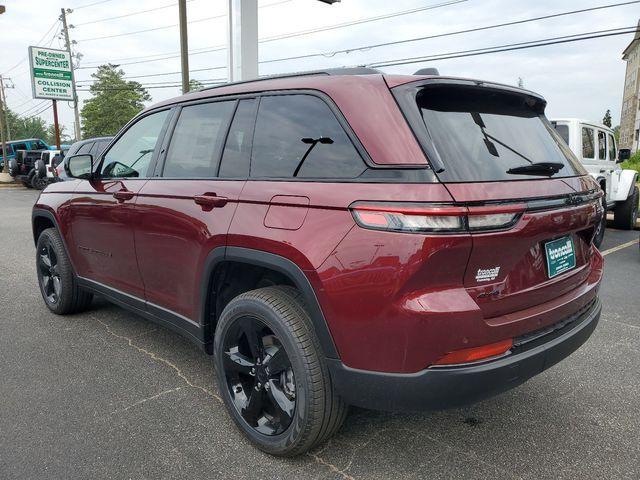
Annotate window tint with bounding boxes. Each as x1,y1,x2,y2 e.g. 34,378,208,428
78,142,94,154
597,131,606,160
582,127,594,159
163,101,234,178
251,95,365,179
102,110,169,178
219,99,256,178
33,140,47,150
608,134,616,161
12,143,27,152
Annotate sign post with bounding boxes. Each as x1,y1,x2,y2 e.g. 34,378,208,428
28,46,74,149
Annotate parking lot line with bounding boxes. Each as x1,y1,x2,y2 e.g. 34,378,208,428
601,239,639,256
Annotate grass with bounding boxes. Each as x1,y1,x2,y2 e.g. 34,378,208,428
621,151,640,174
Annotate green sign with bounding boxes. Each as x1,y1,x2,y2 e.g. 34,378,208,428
545,236,576,278
29,46,75,101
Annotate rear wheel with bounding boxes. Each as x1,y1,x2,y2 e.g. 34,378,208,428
36,228,93,314
214,286,347,456
612,186,639,230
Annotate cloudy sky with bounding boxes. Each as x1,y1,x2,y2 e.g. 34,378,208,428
1,0,638,138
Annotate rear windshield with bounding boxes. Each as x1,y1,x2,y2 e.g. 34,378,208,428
413,85,583,182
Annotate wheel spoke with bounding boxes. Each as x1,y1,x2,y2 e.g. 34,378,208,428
223,349,255,376
52,276,61,298
264,346,289,375
40,252,51,269
239,318,264,361
242,388,264,426
266,380,294,424
42,275,52,294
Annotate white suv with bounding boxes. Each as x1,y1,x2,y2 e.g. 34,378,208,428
551,118,638,246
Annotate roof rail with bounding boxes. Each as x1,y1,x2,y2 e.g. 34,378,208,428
199,67,382,92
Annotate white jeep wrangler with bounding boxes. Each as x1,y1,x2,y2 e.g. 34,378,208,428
551,118,637,247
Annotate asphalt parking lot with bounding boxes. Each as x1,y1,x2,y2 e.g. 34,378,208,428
1,187,639,480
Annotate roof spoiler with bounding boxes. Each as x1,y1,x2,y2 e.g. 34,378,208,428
414,68,439,76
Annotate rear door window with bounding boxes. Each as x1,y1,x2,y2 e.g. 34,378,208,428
162,101,235,178
219,99,256,178
582,127,595,159
607,134,616,161
597,131,606,160
250,94,365,179
410,85,583,182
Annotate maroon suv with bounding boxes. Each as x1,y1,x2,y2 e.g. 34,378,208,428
32,68,604,456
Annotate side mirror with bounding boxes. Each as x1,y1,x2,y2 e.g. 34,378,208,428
618,149,631,163
66,154,94,179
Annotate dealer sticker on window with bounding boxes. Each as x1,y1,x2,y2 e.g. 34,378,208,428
544,236,576,278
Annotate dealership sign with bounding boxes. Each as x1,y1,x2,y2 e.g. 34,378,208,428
28,46,75,101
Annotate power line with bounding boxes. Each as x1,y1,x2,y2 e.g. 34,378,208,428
75,0,292,42
1,19,60,75
77,0,468,66
74,1,189,26
73,0,116,10
259,0,640,65
76,80,227,92
368,26,639,68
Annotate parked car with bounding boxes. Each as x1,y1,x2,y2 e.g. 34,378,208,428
54,136,112,180
551,119,638,246
0,138,70,168
33,68,604,456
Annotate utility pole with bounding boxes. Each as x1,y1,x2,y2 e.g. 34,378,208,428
0,75,10,139
0,78,8,175
178,0,189,94
60,8,81,141
0,75,11,175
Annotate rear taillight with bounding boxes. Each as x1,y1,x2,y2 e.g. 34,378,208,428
432,338,513,366
350,202,523,234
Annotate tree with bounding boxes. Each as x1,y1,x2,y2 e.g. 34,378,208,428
602,109,612,128
517,77,524,88
188,79,204,91
5,107,48,140
80,64,150,138
613,125,620,143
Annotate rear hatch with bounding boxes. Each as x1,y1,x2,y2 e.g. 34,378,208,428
392,80,602,319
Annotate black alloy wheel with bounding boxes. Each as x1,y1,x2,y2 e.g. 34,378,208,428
37,241,62,305
222,316,296,436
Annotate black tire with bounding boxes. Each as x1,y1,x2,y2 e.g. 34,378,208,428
612,186,639,230
8,158,18,177
36,228,93,315
31,174,48,190
214,286,347,456
24,170,36,189
593,197,607,248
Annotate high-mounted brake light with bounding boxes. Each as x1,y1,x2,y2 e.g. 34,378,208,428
350,202,523,233
432,338,513,366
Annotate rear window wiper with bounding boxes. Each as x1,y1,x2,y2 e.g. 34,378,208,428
506,162,564,176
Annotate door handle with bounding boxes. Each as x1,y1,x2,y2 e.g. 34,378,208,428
194,194,228,208
113,190,135,202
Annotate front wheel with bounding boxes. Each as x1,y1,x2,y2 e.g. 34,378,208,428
612,186,639,230
214,286,347,456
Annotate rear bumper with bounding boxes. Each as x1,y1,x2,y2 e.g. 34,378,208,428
328,297,601,412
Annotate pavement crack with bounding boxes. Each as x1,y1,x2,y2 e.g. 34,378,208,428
93,317,222,403
110,386,183,415
306,448,357,480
